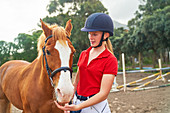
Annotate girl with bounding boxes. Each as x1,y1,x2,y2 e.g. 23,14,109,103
55,13,118,113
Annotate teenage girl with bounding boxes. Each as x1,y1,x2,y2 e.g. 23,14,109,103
55,13,118,113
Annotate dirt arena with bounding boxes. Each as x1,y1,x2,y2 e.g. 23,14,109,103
108,72,170,113
11,72,170,113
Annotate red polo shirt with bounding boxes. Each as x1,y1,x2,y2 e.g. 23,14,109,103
77,47,118,97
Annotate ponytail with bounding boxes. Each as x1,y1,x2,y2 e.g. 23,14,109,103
106,38,114,55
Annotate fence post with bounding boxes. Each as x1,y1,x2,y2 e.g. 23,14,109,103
158,59,166,82
122,53,126,92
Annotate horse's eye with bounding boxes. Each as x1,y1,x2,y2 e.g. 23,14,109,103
46,50,51,55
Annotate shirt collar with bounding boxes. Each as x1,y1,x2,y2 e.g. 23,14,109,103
85,47,110,59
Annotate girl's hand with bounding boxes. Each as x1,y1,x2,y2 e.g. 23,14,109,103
54,101,80,111
64,111,70,113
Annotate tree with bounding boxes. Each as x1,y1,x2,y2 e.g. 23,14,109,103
139,0,170,16
111,28,127,68
127,0,170,68
13,33,39,62
45,0,108,63
0,41,10,65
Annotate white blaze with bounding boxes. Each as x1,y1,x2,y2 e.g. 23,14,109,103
54,40,74,102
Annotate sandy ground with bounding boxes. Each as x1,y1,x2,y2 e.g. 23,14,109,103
108,72,170,113
11,71,170,113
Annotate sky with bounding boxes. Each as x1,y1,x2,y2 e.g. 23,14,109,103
0,0,141,42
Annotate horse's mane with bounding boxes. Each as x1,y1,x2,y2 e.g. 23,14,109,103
37,24,68,58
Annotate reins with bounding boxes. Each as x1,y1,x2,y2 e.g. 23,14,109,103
42,35,73,87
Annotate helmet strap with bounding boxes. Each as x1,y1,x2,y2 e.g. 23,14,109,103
92,32,108,48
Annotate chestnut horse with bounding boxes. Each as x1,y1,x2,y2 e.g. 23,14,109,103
0,19,75,113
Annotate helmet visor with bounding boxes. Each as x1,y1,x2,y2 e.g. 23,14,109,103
81,27,100,32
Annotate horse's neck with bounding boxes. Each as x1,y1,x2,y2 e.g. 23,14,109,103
29,57,53,90
38,56,53,90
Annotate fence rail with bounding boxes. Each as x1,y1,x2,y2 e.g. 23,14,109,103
117,67,170,75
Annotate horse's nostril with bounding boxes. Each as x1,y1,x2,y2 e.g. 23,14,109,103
57,88,60,94
57,88,60,93
57,88,63,97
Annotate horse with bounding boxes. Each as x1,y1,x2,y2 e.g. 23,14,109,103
0,19,76,113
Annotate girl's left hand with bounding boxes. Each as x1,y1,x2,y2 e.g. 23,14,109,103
54,101,80,111
64,111,70,113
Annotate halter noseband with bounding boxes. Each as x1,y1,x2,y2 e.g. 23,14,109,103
42,35,72,87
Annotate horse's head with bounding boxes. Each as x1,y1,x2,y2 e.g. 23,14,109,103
38,19,75,104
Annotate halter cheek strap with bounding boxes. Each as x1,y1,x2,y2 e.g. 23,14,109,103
42,35,72,87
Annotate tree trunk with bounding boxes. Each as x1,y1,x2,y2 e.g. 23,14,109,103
152,49,157,68
165,49,169,64
160,50,163,63
138,52,143,69
169,51,170,63
132,56,135,69
119,51,122,69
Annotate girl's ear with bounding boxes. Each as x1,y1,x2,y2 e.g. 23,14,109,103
65,19,72,37
104,32,110,39
40,19,52,37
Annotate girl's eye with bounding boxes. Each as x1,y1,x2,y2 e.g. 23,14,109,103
93,34,97,36
89,33,98,37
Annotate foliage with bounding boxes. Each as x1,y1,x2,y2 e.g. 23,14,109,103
0,41,11,64
125,0,170,68
0,30,41,66
1,0,170,68
44,0,108,63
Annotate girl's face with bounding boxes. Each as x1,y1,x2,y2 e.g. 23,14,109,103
88,31,103,47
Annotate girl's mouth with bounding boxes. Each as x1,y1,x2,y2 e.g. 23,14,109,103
90,40,95,45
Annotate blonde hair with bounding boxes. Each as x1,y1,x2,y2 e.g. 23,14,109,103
106,38,114,55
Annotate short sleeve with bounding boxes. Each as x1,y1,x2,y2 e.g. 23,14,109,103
103,56,118,76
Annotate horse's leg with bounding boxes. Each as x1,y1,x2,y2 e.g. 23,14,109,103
0,86,11,113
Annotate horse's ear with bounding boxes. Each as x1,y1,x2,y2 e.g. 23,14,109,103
40,19,52,37
65,19,72,37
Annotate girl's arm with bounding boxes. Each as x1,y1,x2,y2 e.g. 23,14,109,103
77,74,115,109
73,68,80,94
55,74,115,111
